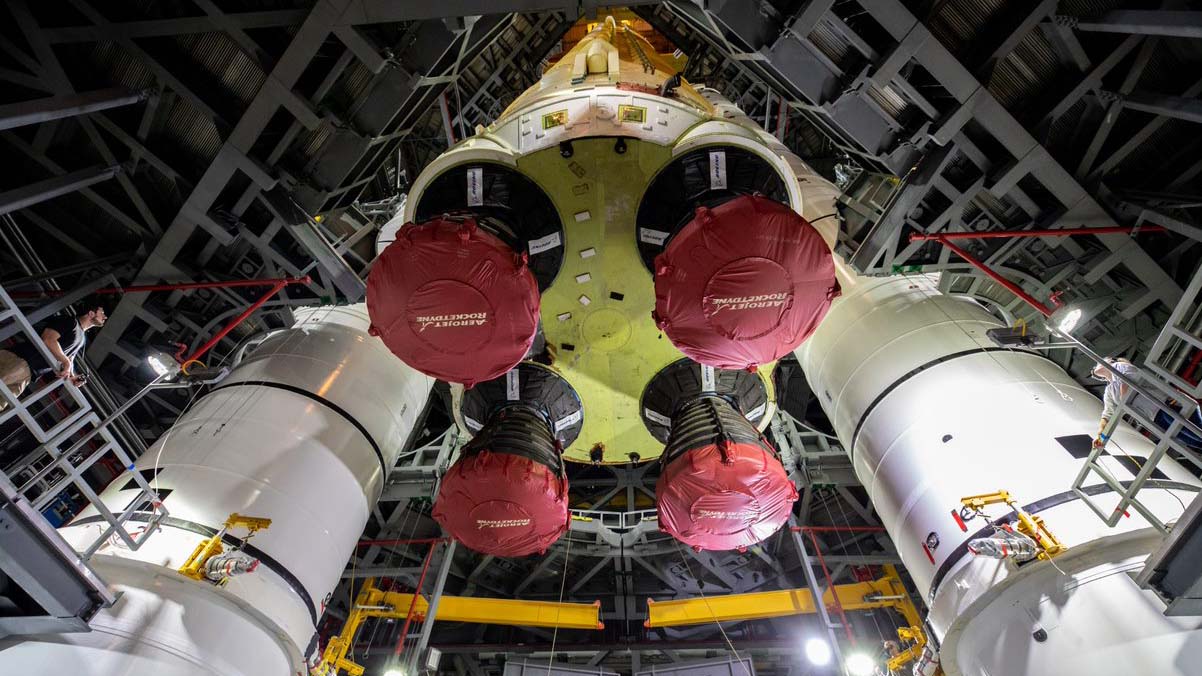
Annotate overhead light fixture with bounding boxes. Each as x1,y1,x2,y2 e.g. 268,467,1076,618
804,637,832,666
382,669,405,676
146,349,180,378
845,653,876,676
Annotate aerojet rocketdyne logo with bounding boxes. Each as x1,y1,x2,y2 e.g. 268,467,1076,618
476,518,531,529
707,292,788,313
695,509,753,520
413,312,488,331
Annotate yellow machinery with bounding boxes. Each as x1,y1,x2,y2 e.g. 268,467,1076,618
645,565,930,671
959,490,1066,560
888,625,929,673
177,512,271,582
319,578,604,676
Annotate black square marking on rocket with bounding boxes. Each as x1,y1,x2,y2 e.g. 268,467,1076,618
1055,434,1096,459
1113,455,1168,480
120,467,162,491
609,292,625,301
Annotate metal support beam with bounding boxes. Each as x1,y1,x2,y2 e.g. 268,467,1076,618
42,9,308,42
432,595,605,629
92,0,350,363
1068,11,1202,39
788,519,846,666
334,25,388,73
0,474,117,638
259,190,366,300
0,87,146,131
644,573,910,627
344,583,603,630
1090,75,1202,179
408,540,457,672
0,165,120,216
909,224,1167,241
2,131,150,239
1116,91,1202,125
513,550,561,596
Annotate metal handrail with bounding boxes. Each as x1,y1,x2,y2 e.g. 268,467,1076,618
0,283,170,556
570,507,658,531
1068,358,1202,533
1145,262,1202,399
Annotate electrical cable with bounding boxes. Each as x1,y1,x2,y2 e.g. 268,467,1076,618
359,504,417,663
150,304,325,499
791,414,840,440
899,270,1078,404
671,540,753,676
392,501,430,661
900,272,1195,538
817,489,887,650
1108,436,1189,514
546,530,574,675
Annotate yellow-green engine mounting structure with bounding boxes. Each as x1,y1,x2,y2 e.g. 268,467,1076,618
399,17,795,464
515,137,775,464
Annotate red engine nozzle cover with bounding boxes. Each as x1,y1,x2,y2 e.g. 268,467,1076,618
653,195,839,369
367,217,540,385
433,451,569,557
656,440,798,551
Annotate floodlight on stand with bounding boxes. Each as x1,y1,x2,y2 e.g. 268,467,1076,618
844,653,876,676
146,349,181,378
1056,307,1083,334
1045,297,1112,338
804,637,832,666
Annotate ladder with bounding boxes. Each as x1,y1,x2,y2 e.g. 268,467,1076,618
1070,261,1202,532
0,283,167,556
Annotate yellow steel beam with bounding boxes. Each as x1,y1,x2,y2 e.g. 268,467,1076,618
645,573,912,628
883,565,923,629
319,580,604,676
433,596,604,630
365,589,603,630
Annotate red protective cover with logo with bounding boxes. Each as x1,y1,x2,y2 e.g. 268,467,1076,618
656,440,797,551
367,217,540,386
433,450,570,557
653,195,838,369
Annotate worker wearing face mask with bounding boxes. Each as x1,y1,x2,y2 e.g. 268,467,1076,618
1093,357,1202,451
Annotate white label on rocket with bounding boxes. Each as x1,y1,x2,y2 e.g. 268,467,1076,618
701,364,716,392
746,403,766,420
709,150,727,190
644,408,671,426
506,369,520,400
464,415,482,431
528,232,561,254
466,167,484,206
639,228,669,245
554,409,582,432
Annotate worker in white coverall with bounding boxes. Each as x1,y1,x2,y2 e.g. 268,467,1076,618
1093,357,1202,451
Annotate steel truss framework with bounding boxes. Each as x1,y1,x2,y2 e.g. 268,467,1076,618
3,2,1202,675
641,1,1202,378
